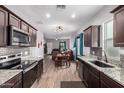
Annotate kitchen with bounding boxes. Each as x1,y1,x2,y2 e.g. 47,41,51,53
0,5,44,88
0,4,124,89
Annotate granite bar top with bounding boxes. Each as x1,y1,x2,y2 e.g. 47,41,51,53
77,55,124,86
0,70,22,85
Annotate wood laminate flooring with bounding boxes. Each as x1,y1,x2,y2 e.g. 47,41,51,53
32,55,85,88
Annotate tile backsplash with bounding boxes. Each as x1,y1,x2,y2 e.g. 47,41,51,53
0,47,30,56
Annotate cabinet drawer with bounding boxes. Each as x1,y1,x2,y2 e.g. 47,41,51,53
100,73,124,88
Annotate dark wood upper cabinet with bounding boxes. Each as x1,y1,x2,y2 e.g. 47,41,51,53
84,25,101,47
29,27,37,46
21,21,29,33
9,13,21,28
0,7,8,47
84,31,88,47
87,27,92,47
111,6,124,47
0,6,38,47
92,26,101,47
84,27,91,47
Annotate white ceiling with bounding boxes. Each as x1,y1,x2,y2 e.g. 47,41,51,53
5,5,104,39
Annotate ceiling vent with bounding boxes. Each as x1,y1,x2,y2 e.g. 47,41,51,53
56,5,66,11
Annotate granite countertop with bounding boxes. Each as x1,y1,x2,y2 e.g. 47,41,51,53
0,70,22,85
21,56,43,61
0,56,43,86
77,55,124,86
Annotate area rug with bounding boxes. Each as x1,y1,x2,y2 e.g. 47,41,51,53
60,81,86,88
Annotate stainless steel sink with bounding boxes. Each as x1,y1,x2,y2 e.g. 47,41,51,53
89,60,114,68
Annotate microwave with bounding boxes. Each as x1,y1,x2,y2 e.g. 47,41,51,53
8,26,30,46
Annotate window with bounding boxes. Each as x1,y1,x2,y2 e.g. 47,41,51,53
104,20,120,60
59,41,66,51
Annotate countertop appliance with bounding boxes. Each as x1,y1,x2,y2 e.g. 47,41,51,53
8,26,30,46
0,54,38,88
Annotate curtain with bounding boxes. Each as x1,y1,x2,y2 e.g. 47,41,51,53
73,33,84,59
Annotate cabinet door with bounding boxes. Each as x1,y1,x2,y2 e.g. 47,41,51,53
29,27,33,45
23,63,38,88
101,80,110,88
88,70,99,88
78,62,83,81
100,73,124,88
92,26,100,47
84,31,88,47
84,27,92,47
83,64,89,87
13,80,22,88
0,7,8,46
114,8,124,47
0,72,22,88
21,21,29,33
32,29,37,46
37,60,43,81
87,28,91,47
29,27,37,46
9,14,20,28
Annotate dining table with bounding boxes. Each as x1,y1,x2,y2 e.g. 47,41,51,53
54,52,71,67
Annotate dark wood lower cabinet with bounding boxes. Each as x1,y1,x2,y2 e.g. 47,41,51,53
83,63,89,87
23,62,38,88
83,62,100,88
0,72,22,88
100,73,123,88
88,70,100,88
77,61,83,81
101,80,110,88
23,60,43,88
37,59,43,81
77,59,124,88
13,80,22,88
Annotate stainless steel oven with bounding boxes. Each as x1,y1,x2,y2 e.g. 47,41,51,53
8,26,30,46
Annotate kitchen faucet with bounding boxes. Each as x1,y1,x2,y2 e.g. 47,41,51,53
97,50,108,63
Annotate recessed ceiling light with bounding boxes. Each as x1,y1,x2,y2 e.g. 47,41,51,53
46,13,51,18
55,37,58,41
71,13,76,19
